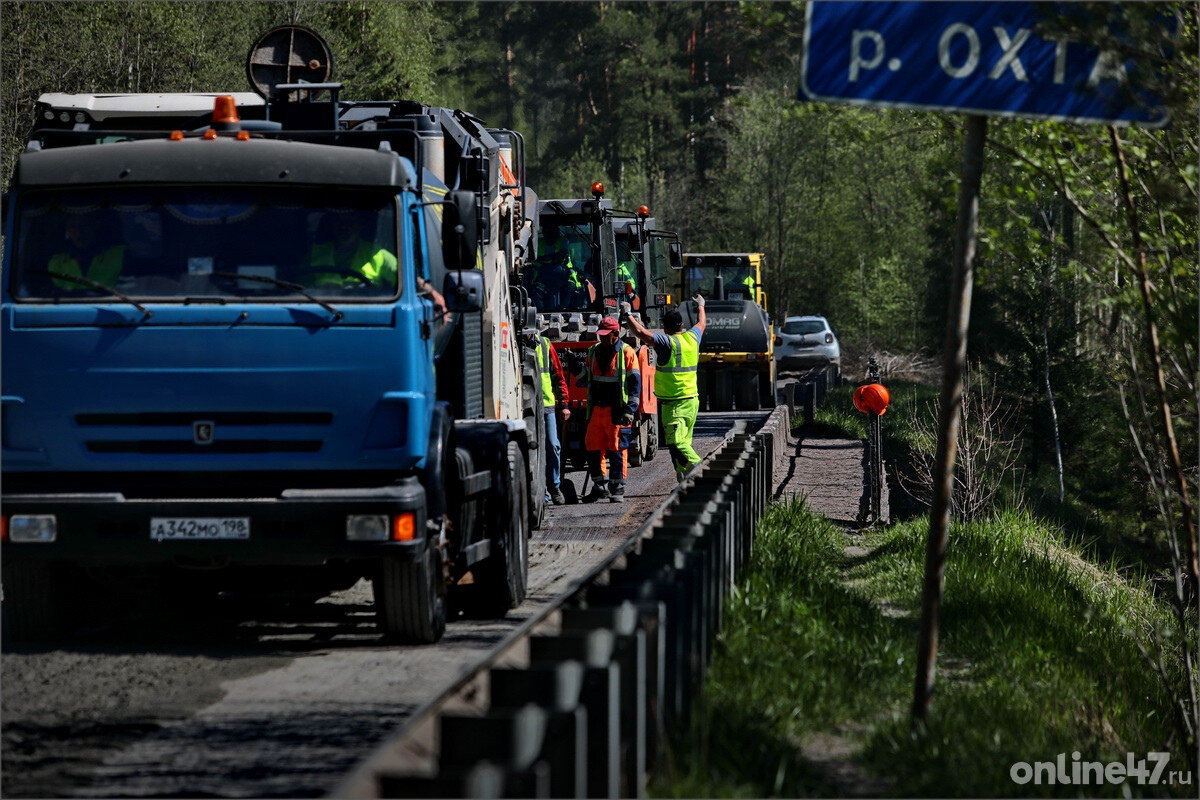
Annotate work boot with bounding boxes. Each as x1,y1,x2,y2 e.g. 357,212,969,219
550,487,566,505
608,480,626,503
583,478,610,502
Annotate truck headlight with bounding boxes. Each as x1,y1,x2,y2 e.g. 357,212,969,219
9,515,57,543
346,515,389,541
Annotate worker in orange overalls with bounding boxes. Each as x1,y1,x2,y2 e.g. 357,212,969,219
582,315,641,503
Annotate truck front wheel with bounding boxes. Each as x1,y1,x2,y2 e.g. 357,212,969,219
375,544,446,644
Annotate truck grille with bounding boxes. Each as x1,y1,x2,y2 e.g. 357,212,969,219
76,412,333,426
86,440,322,454
76,411,332,455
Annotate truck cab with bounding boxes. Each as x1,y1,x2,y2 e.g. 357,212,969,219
522,187,678,468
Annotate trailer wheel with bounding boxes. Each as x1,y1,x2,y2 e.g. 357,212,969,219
1,562,61,642
524,411,546,530
644,414,659,461
475,441,529,614
736,372,761,411
375,544,446,644
628,422,645,467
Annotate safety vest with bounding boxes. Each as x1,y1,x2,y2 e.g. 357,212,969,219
655,330,700,400
308,240,398,287
537,337,556,408
587,341,633,408
617,260,637,291
542,234,582,290
740,274,755,296
49,246,125,288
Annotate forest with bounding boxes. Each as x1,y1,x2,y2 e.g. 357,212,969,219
3,0,1196,678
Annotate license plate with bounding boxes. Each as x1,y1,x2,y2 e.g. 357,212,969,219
150,517,250,541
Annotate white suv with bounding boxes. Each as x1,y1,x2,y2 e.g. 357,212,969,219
775,315,841,376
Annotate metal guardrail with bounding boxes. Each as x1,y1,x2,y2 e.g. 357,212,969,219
335,405,792,799
777,365,836,425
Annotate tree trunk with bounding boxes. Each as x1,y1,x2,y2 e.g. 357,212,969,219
1108,126,1198,599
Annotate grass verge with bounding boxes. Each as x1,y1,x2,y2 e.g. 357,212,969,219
651,500,1194,798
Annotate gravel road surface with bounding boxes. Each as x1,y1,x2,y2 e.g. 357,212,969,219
1,412,758,799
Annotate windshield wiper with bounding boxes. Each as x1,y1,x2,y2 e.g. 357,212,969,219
210,272,344,322
45,270,153,317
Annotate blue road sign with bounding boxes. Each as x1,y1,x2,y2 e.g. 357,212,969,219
801,1,1168,126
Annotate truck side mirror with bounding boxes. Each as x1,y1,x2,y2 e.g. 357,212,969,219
443,190,478,270
669,241,682,269
443,269,485,312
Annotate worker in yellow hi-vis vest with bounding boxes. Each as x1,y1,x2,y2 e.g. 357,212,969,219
48,214,125,289
304,212,397,288
625,295,707,481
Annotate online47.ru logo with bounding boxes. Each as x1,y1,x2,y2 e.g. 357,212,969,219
1011,752,1192,787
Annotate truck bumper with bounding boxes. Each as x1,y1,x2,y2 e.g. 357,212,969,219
1,478,428,568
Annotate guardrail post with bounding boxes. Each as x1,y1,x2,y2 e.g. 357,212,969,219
438,705,550,798
560,604,646,798
589,559,683,731
799,381,816,424
632,533,702,727
489,662,587,799
377,761,507,799
529,630,620,799
784,380,797,417
654,515,717,669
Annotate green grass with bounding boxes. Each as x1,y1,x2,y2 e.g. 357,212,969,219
651,500,1194,798
797,384,868,439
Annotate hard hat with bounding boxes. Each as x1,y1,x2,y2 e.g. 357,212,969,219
853,383,890,415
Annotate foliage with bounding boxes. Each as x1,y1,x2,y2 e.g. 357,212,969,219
701,94,938,350
0,1,445,186
804,383,867,441
653,500,1194,798
899,363,1027,521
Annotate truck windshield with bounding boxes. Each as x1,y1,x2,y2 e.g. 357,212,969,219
524,222,595,313
684,265,755,299
10,186,400,302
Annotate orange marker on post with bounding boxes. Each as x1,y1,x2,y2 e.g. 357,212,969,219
853,383,890,415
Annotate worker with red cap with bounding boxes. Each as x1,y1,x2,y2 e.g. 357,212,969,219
582,315,641,502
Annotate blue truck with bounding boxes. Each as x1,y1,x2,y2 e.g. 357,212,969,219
0,27,544,643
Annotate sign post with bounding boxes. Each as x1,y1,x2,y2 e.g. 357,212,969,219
912,112,986,722
800,0,1167,723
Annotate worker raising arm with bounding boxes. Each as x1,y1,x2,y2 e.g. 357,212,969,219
624,296,706,482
